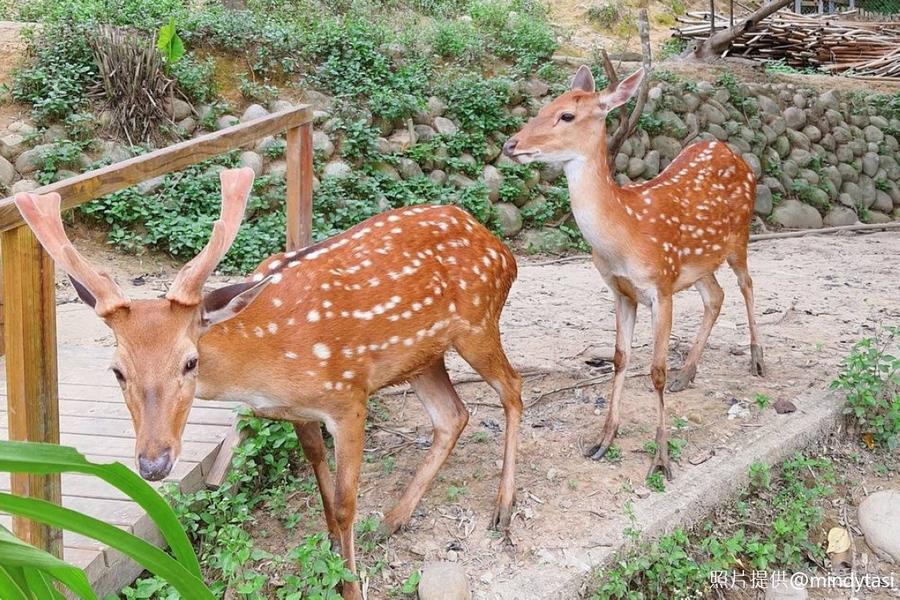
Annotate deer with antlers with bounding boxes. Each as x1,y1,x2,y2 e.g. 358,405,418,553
503,66,765,479
14,168,522,599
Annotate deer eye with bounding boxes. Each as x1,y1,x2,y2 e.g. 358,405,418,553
559,112,575,122
183,357,199,375
111,367,126,385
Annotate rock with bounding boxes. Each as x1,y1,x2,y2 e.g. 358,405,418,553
375,137,392,155
217,115,239,130
428,169,447,185
11,179,38,194
521,195,547,215
136,175,166,195
643,150,660,178
0,156,15,186
765,580,808,600
651,136,681,161
448,173,476,188
42,124,66,143
772,199,823,229
802,125,822,143
540,162,564,183
707,123,728,141
266,159,287,178
304,90,333,112
783,107,806,130
239,151,264,176
798,168,820,186
634,486,651,499
312,131,334,159
758,95,780,115
523,78,549,97
0,133,26,160
754,185,773,216
873,190,893,213
15,144,53,174
494,203,522,237
53,169,78,182
323,160,352,179
397,158,424,180
773,399,797,414
8,121,35,136
373,162,401,180
197,104,214,121
414,124,437,141
699,104,726,125
858,490,900,562
861,153,880,177
866,210,891,224
627,157,646,179
522,228,570,254
177,117,197,135
170,98,192,121
241,104,268,123
863,125,883,143
433,117,458,136
742,153,762,178
482,165,503,202
388,129,416,152
823,206,857,226
268,99,294,113
418,561,470,600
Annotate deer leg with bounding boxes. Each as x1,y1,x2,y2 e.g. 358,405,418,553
328,404,367,600
669,274,724,392
727,251,765,377
378,358,469,538
586,292,637,460
648,292,674,481
454,328,523,532
293,421,340,551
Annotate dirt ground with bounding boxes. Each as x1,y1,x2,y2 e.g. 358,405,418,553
56,229,899,599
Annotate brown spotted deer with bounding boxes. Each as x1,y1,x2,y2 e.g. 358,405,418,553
503,66,764,479
14,168,522,600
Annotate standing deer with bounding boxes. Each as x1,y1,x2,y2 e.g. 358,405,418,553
14,168,522,600
503,66,764,478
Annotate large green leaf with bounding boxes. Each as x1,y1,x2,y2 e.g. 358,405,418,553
0,494,213,600
0,566,29,600
0,442,200,578
0,525,95,599
156,17,185,65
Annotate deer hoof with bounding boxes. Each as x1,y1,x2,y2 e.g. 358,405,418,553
667,366,696,392
585,442,612,461
490,502,513,532
750,344,765,377
375,518,402,541
647,456,674,482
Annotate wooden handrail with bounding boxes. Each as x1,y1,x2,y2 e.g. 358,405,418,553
0,105,313,232
1,104,315,558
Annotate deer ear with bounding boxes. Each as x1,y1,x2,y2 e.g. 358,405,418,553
598,68,645,112
69,275,97,309
571,65,596,93
201,277,271,327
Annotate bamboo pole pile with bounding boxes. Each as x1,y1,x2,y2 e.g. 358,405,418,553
674,9,900,80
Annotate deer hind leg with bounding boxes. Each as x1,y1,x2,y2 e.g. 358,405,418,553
586,292,636,461
328,400,367,600
727,249,765,377
293,421,340,551
453,327,523,532
669,274,724,392
378,357,469,538
648,292,674,481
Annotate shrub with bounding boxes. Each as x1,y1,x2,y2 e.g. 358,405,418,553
831,327,899,450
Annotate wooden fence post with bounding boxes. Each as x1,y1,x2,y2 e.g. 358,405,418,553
286,122,314,250
1,225,62,557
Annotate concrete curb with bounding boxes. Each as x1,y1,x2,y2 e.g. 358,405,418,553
489,386,845,600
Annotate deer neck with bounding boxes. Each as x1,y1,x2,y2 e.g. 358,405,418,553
562,125,628,254
194,321,275,402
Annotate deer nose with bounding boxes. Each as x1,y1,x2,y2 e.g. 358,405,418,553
502,137,518,157
138,449,173,481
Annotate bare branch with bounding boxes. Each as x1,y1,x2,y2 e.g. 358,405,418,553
607,8,651,167
693,0,794,58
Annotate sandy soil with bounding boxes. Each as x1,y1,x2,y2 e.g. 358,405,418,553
55,229,898,599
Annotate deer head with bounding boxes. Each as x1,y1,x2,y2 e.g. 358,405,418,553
14,168,270,481
503,66,644,165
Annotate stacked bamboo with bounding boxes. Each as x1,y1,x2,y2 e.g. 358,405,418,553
674,10,900,80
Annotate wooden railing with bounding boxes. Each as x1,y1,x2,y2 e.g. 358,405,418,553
0,105,314,557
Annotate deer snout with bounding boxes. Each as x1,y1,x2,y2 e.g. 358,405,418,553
138,447,174,481
502,137,519,157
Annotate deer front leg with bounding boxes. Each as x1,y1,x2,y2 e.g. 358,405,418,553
648,291,674,481
586,292,636,460
329,405,367,600
293,421,341,551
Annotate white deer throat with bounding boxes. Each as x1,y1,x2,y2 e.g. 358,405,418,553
564,159,623,264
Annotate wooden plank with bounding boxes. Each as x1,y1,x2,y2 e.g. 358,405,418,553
0,429,219,462
0,106,312,232
0,396,236,425
1,225,62,557
0,413,231,442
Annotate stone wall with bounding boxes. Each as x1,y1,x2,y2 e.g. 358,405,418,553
1,74,898,243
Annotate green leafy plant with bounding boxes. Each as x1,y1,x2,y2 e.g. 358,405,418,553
0,441,213,599
646,471,665,492
749,461,771,491
831,327,899,450
754,393,771,410
156,17,185,65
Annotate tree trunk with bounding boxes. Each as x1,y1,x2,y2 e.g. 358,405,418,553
693,0,794,58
